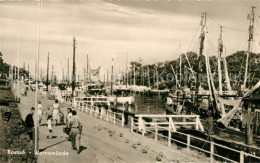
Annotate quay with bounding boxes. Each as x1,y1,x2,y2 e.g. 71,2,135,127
17,86,208,163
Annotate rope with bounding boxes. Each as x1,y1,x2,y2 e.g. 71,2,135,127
207,14,221,27
187,21,201,52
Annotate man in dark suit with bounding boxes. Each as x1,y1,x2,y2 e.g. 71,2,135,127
25,107,35,144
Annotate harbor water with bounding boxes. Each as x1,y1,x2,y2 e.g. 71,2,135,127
116,93,167,115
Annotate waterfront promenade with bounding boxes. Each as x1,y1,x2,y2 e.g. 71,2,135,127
17,89,207,163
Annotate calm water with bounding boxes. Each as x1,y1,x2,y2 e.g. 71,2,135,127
116,94,166,115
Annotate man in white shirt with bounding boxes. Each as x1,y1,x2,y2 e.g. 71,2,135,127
69,110,81,153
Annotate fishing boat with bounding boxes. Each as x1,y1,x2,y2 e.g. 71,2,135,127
165,9,260,153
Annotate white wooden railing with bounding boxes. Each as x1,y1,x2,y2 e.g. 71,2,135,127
63,96,260,163
130,116,260,163
74,100,125,127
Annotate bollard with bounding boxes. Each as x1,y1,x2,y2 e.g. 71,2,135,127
156,155,161,161
142,148,147,153
159,152,164,157
132,144,137,148
137,141,141,145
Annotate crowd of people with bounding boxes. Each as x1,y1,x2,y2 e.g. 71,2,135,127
24,98,82,153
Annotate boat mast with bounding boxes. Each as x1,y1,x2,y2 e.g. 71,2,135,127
243,6,255,90
148,66,150,88
28,64,30,86
17,36,20,100
72,37,76,97
14,65,16,90
51,65,54,85
46,52,49,92
87,53,89,83
59,60,62,82
126,53,128,88
195,13,207,104
133,63,136,86
111,58,114,94
67,58,69,85
83,67,85,82
218,26,223,95
179,43,182,87
156,63,158,90
106,69,108,86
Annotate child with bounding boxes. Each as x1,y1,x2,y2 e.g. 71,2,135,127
46,107,52,120
47,115,53,139
38,101,43,126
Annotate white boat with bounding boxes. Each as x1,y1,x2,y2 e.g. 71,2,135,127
149,89,169,95
108,87,135,105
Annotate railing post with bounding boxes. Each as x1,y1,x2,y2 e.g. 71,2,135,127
100,108,102,120
106,111,109,121
90,106,93,115
196,116,199,130
142,128,145,136
138,117,142,131
113,112,116,124
155,124,158,141
168,125,171,147
131,117,134,132
121,114,124,127
210,142,214,163
187,134,190,153
95,107,97,118
240,151,244,163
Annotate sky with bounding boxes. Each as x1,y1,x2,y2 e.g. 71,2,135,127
0,0,260,79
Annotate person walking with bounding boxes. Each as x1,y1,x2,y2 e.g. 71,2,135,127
69,110,82,153
47,115,53,139
52,99,60,126
25,107,35,145
38,101,43,126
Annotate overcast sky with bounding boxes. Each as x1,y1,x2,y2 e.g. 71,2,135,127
0,0,260,77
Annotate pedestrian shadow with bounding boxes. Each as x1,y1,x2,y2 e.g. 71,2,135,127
77,146,87,154
39,139,67,152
